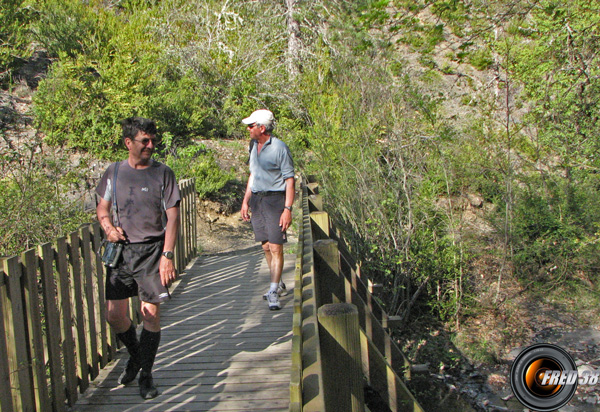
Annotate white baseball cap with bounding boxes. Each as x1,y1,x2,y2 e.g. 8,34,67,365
242,109,275,126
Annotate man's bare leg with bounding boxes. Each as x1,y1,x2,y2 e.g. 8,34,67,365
263,242,284,309
262,241,273,272
267,243,284,284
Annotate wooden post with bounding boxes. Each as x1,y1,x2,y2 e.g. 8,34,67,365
0,266,14,412
313,239,344,304
129,296,141,326
55,238,78,405
80,225,99,380
318,303,365,412
308,194,323,212
4,256,36,412
193,180,198,256
39,242,69,409
310,211,330,240
22,249,51,412
313,240,340,277
69,231,89,393
179,180,187,269
91,223,112,366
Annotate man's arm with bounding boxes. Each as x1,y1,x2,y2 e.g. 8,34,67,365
160,206,179,287
241,174,253,222
96,198,126,242
279,176,295,232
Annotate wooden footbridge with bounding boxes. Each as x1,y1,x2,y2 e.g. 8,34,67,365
72,246,296,411
0,177,425,412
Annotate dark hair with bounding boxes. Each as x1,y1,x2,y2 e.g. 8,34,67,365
121,117,157,140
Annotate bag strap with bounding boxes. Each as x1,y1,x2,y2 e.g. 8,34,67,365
112,161,121,227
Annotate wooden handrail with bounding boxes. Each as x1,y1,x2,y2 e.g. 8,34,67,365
292,176,425,412
0,178,197,412
290,176,327,412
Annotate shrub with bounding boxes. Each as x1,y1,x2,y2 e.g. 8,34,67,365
1,0,34,86
162,140,235,199
510,177,600,289
468,48,493,70
0,144,91,256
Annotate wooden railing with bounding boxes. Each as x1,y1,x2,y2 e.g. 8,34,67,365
0,178,197,412
290,177,425,412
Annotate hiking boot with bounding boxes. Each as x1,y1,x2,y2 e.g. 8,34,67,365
266,290,281,310
139,371,158,399
263,281,287,300
117,357,141,385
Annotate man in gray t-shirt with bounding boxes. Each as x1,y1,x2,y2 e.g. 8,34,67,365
96,160,180,243
95,117,180,399
240,109,295,311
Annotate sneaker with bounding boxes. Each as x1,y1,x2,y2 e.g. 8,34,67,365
266,290,281,310
139,371,158,399
263,281,287,300
117,358,140,385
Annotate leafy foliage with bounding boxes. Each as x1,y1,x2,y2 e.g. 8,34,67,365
0,139,91,256
0,0,34,85
161,135,235,198
2,0,600,334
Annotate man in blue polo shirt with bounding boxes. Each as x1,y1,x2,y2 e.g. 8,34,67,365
240,109,295,310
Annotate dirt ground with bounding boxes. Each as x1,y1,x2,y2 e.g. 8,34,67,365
195,198,257,255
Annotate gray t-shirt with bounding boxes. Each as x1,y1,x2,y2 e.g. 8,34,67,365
249,136,295,192
96,160,181,243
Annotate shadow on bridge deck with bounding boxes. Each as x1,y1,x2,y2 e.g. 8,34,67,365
72,245,296,412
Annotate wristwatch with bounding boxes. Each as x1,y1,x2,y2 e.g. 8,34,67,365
284,206,292,212
162,251,174,259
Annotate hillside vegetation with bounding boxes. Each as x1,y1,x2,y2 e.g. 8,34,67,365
2,0,600,401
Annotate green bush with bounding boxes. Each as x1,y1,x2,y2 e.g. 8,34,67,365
0,0,35,86
31,0,107,59
0,145,91,256
33,55,126,157
145,69,219,142
510,177,600,289
32,1,219,156
163,141,235,199
468,48,493,70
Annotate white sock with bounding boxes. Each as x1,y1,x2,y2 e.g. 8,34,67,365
270,282,279,292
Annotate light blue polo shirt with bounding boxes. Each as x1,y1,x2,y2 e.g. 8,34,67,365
249,136,295,192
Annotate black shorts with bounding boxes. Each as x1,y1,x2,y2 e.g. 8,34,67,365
105,240,170,303
250,192,287,245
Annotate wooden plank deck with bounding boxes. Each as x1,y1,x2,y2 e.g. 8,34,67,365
72,245,295,412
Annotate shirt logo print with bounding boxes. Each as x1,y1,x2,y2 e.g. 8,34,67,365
141,187,149,192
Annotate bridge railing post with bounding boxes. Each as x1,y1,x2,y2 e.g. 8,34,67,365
317,303,365,412
313,239,344,306
310,211,329,241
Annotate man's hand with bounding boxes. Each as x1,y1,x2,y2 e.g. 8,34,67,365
159,256,176,287
97,198,127,243
241,202,251,222
279,208,292,232
107,226,127,243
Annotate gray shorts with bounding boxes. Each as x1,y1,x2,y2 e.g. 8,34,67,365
105,240,170,303
250,192,287,245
